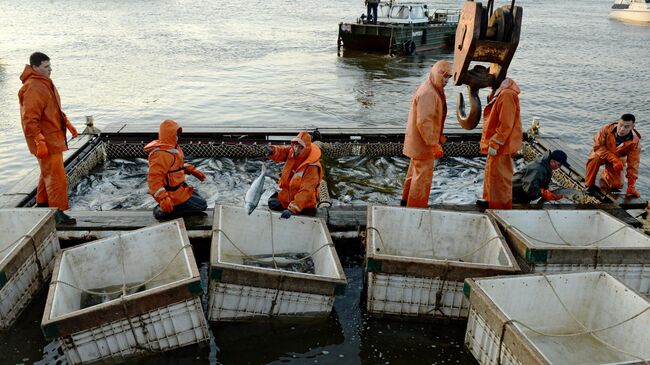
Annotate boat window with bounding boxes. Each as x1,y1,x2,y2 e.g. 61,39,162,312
411,6,424,19
390,6,410,19
378,4,390,17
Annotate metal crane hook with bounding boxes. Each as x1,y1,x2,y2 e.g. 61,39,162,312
456,85,482,130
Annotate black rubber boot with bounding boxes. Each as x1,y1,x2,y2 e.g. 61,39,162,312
35,202,48,207
54,210,76,225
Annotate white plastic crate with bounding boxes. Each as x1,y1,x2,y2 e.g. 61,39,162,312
464,271,650,365
41,220,209,364
208,205,346,321
0,208,59,329
365,205,519,319
488,209,650,295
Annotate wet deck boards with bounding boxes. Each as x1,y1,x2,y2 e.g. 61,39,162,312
56,204,642,241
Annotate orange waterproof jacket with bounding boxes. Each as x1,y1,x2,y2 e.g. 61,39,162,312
403,71,447,159
268,131,323,213
480,79,522,156
588,122,641,182
18,65,71,155
144,120,193,205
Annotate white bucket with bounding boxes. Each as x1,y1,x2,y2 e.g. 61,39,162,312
365,205,519,318
488,209,650,295
208,205,346,321
465,271,650,365
0,208,59,329
41,219,208,365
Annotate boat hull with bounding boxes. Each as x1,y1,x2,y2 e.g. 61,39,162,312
609,9,650,22
338,22,457,55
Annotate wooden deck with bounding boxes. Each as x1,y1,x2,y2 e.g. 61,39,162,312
55,203,642,242
2,127,646,238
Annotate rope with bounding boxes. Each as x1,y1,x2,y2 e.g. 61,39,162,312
366,226,388,252
367,226,502,262
506,220,628,247
0,234,32,255
28,235,45,285
428,260,451,318
52,243,192,296
213,227,334,266
495,274,650,364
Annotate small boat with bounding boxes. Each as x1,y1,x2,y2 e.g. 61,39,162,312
610,0,650,23
337,1,460,55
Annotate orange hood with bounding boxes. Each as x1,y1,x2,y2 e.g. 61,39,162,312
428,60,452,91
493,78,520,98
19,64,52,85
292,130,316,163
144,119,182,152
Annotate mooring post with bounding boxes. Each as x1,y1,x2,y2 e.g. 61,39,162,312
82,115,101,135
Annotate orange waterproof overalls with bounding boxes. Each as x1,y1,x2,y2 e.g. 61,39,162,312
585,123,641,190
480,79,523,209
144,120,194,207
401,66,448,208
18,65,74,210
267,131,323,214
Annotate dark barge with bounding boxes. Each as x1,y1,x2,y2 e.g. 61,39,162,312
337,2,459,55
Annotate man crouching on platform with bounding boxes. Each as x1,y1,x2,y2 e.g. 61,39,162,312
512,150,569,204
585,114,641,198
145,119,208,220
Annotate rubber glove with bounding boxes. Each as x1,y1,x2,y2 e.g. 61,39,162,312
280,209,293,219
611,158,624,172
626,184,641,198
34,134,49,158
66,120,78,138
432,144,444,159
263,145,273,157
540,189,563,201
488,146,498,156
185,164,206,181
157,191,174,213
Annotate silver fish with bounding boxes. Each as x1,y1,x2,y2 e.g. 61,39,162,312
244,163,267,215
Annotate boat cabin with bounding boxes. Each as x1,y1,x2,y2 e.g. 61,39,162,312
368,2,458,25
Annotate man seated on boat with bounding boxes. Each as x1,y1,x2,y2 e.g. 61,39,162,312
585,113,641,198
400,60,452,208
512,150,569,204
263,131,323,219
145,119,208,220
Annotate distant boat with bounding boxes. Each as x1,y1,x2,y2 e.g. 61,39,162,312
337,1,460,55
610,0,650,23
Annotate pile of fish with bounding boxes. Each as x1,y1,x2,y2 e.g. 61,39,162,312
69,157,281,210
329,156,489,205
242,253,316,274
68,155,580,210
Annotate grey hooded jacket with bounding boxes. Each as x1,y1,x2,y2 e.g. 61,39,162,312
512,151,553,203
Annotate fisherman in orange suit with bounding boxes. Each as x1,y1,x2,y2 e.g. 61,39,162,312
400,60,452,208
145,119,208,220
585,114,641,197
263,131,323,218
477,78,523,209
19,52,78,225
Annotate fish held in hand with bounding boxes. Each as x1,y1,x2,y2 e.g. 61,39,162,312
244,163,267,215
